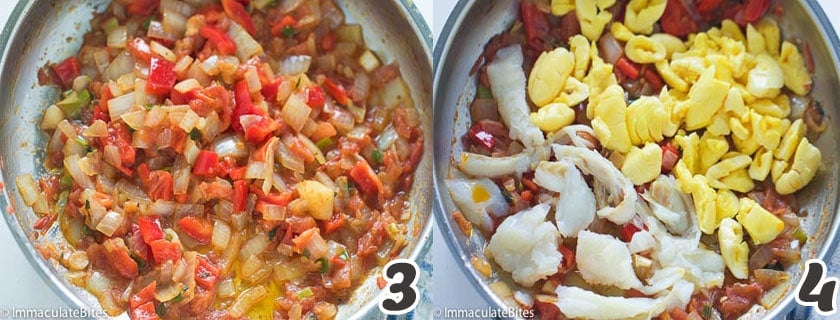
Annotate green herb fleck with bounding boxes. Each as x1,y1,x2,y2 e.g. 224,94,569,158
84,200,90,210
316,137,333,150
302,248,310,258
189,128,201,141
268,227,279,241
338,250,349,261
295,287,314,299
130,253,147,270
371,149,383,164
295,77,302,89
60,171,74,189
793,227,808,245
171,286,189,303
500,189,513,203
155,302,167,317
703,304,713,319
143,17,153,31
75,136,89,147
282,26,297,38
56,89,91,118
83,225,93,235
317,258,329,273
144,104,154,110
476,85,493,99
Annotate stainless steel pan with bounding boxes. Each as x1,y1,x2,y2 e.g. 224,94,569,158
0,1,433,318
433,1,840,318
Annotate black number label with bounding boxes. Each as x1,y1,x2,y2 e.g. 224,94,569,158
378,259,419,315
795,259,839,316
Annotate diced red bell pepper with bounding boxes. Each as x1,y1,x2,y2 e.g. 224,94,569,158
221,0,257,36
102,122,136,175
127,0,160,16
308,85,326,109
321,32,336,51
228,166,247,181
149,239,181,263
199,26,237,56
244,115,280,144
349,160,383,196
661,142,680,173
620,223,645,242
103,238,140,279
233,180,248,212
147,170,174,201
643,69,664,92
146,57,176,95
130,281,156,309
261,79,283,102
697,0,723,14
127,38,155,63
193,150,219,178
736,0,770,26
52,56,81,89
178,216,214,244
323,78,351,106
467,122,497,150
616,57,641,80
138,216,164,244
271,15,298,37
321,213,346,234
251,184,293,206
661,0,698,37
194,256,221,289
232,80,257,132
558,244,576,272
130,301,160,320
520,0,550,52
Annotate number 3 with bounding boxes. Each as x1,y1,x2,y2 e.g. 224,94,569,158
378,259,420,315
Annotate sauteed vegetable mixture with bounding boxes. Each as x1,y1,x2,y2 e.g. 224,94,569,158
448,0,826,319
17,0,423,318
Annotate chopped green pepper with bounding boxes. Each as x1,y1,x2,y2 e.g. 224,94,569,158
295,287,314,299
101,17,119,33
282,26,297,38
56,89,91,118
477,85,493,99
189,128,201,141
316,137,333,150
317,258,329,273
371,149,383,164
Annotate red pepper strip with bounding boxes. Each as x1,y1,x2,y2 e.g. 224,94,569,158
103,239,140,279
193,150,219,178
643,68,664,92
199,26,237,56
138,216,164,244
146,57,176,95
271,15,298,37
195,256,221,289
308,85,326,109
558,244,576,272
322,32,336,51
261,79,283,102
321,213,346,234
127,38,155,63
221,0,257,36
661,0,698,38
467,122,496,150
131,302,159,320
661,142,680,173
696,0,723,14
737,0,770,26
150,239,181,263
103,122,136,175
244,115,280,144
178,216,213,244
323,78,351,106
231,80,256,132
52,56,81,89
233,180,248,212
349,160,384,196
250,184,293,206
130,281,156,309
616,57,641,80
620,223,645,242
520,0,550,52
147,170,174,201
127,0,160,16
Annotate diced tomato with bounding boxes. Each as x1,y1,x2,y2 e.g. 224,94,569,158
620,223,644,242
520,190,534,202
103,122,136,174
127,38,155,63
130,281,156,309
616,57,641,80
520,0,550,51
33,215,56,231
194,256,221,289
271,15,298,37
323,78,351,106
199,26,237,56
349,160,383,196
244,116,280,143
558,244,575,272
228,165,247,180
103,238,140,279
233,180,248,212
321,31,336,51
696,0,723,14
51,56,81,89
534,299,561,320
192,150,219,178
251,184,293,206
147,170,173,201
221,0,256,36
661,142,680,173
95,85,113,122
149,239,181,263
232,80,257,132
737,0,770,26
467,122,497,150
130,301,159,320
127,0,160,16
309,122,337,143
261,79,283,102
138,216,164,244
321,213,345,234
661,0,698,37
128,224,152,262
178,216,213,244
146,57,176,95
643,68,664,92
308,85,326,109
803,41,815,74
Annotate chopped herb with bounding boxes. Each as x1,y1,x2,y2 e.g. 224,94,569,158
476,85,493,99
56,89,91,118
144,104,154,110
171,286,189,303
268,227,279,241
83,225,93,235
317,258,329,273
295,287,314,299
282,26,297,38
142,17,153,31
703,304,713,319
316,137,333,150
295,77,302,89
338,250,349,261
85,200,90,210
371,149,383,164
60,171,74,189
189,128,201,141
501,189,513,203
155,302,166,317
130,253,147,270
302,248,310,258
74,136,89,147
793,227,808,245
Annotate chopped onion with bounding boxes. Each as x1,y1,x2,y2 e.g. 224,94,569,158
147,20,177,42
86,271,112,296
104,52,135,81
358,51,380,73
217,278,236,298
297,134,325,164
377,126,399,150
15,174,40,206
244,161,267,180
244,68,262,92
96,211,124,237
63,136,87,157
282,93,312,132
352,72,371,102
229,285,267,318
279,55,312,75
57,119,78,140
40,105,65,130
149,199,177,216
201,112,222,139
327,107,355,134
598,33,623,65
67,251,89,271
212,134,249,160
228,22,263,61
271,172,287,192
173,162,191,195
239,233,269,260
107,26,128,49
78,155,101,176
108,92,136,121
151,40,177,62
93,48,111,75
161,0,195,16
121,109,147,130
275,140,305,173
163,11,187,39
83,120,108,137
64,154,94,189
261,203,285,221
155,283,184,302
279,0,304,13
212,220,232,250
116,179,150,202
749,244,775,270
178,109,200,132
103,145,121,169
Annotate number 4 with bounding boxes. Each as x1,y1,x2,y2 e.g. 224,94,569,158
795,259,839,316
378,259,420,315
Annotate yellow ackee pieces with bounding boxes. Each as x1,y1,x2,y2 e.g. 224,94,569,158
621,142,662,185
685,66,730,130
623,0,666,35
719,218,749,279
625,96,674,145
591,85,632,153
737,198,784,245
610,22,634,42
530,103,576,132
551,0,575,16
775,138,821,194
569,35,592,80
625,35,667,64
575,0,615,41
779,41,813,95
528,47,575,107
673,160,717,234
